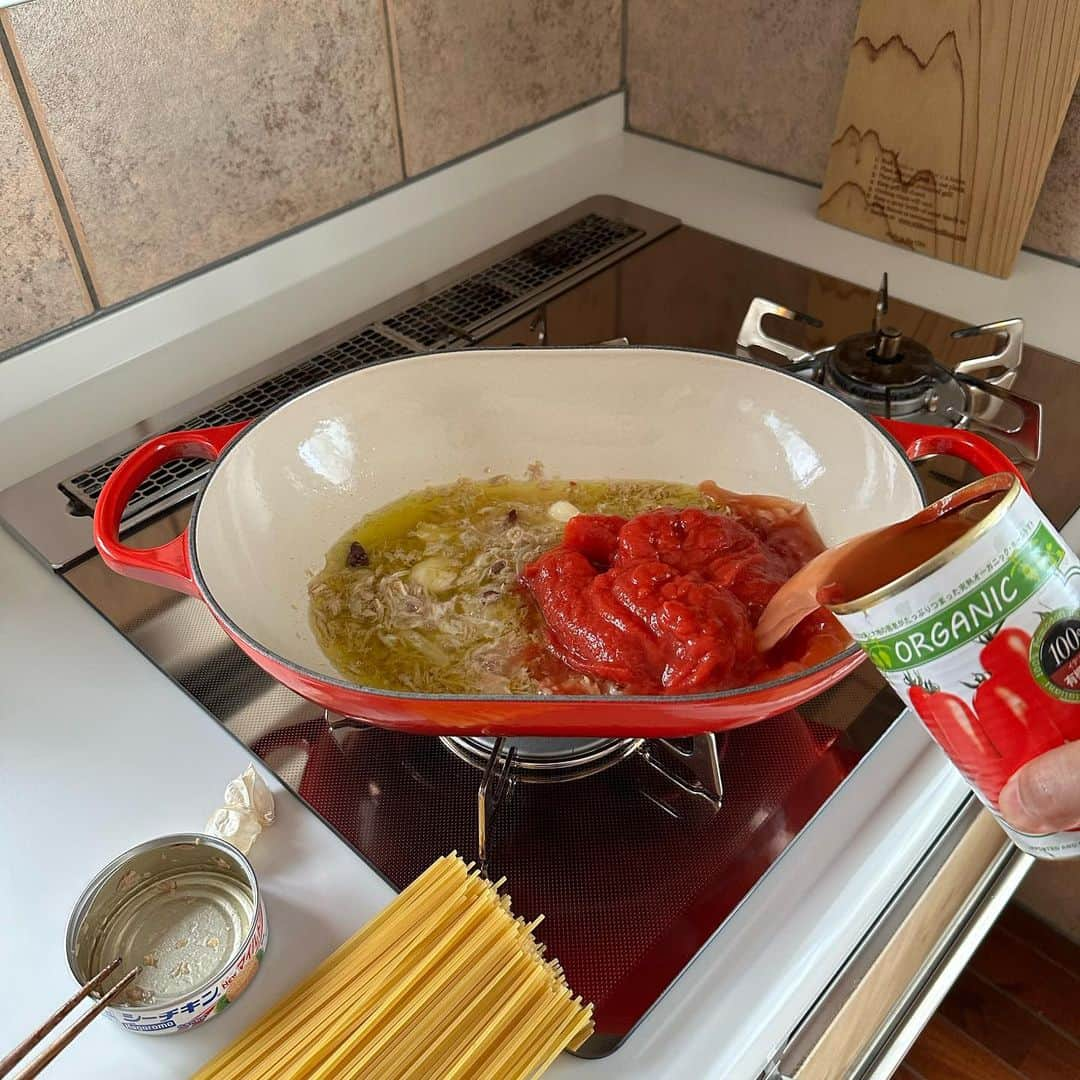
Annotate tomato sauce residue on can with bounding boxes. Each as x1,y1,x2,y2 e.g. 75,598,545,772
827,473,1080,859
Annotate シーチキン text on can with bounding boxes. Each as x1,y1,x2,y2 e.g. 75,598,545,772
66,834,268,1033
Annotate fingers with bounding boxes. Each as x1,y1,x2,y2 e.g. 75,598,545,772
998,740,1080,834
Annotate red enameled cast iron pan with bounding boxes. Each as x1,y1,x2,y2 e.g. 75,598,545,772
93,347,1021,737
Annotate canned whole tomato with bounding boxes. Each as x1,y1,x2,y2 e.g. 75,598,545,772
830,473,1080,859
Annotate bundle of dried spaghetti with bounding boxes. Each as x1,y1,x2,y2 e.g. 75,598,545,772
193,853,594,1080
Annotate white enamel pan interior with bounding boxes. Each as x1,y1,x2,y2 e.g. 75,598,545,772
191,347,925,686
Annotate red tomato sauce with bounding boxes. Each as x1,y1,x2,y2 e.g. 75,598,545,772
521,497,849,694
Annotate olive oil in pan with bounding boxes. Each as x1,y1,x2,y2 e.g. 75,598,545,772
307,477,712,695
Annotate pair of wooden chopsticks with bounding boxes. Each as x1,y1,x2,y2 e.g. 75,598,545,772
0,959,141,1079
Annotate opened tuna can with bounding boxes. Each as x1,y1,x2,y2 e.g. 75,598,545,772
66,833,268,1034
827,473,1080,859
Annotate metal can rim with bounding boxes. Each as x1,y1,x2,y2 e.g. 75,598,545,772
65,832,261,1014
828,472,1022,616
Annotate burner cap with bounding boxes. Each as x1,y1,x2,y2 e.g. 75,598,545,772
826,328,950,405
831,328,938,387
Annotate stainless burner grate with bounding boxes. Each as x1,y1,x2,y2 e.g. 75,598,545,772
57,210,644,523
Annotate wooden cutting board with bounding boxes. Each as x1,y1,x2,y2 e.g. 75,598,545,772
818,0,1080,278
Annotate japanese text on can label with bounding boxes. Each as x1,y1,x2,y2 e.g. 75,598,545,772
117,898,268,1034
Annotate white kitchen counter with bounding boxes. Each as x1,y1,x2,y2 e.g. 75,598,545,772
3,92,1078,1078
0,528,387,1077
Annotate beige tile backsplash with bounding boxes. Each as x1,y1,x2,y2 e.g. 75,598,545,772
627,0,860,183
386,0,621,176
0,57,91,352
0,0,622,356
1027,87,1080,262
5,0,403,307
627,0,1080,266
2,0,1076,360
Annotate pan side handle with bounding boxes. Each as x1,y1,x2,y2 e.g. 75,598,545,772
876,418,1029,493
93,422,250,595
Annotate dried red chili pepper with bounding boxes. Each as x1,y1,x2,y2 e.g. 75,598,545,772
346,541,369,568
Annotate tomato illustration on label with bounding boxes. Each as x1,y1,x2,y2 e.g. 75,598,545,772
983,625,1080,741
971,680,1060,766
907,625,1080,808
907,681,1013,804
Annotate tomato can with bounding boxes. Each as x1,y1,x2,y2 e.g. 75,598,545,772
66,833,268,1033
829,474,1080,859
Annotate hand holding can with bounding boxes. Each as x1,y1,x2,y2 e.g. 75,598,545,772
999,741,1080,834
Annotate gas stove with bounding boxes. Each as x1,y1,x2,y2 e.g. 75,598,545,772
737,277,1041,465
1,197,1077,1060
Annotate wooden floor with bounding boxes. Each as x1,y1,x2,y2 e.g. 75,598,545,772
898,904,1080,1079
